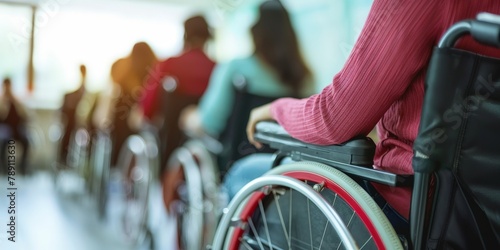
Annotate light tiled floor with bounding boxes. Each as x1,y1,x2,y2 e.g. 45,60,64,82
0,172,176,250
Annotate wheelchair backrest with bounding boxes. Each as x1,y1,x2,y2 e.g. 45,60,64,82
412,16,500,249
157,76,202,166
217,75,283,176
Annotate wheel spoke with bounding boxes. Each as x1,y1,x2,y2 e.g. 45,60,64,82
347,210,355,228
318,193,338,249
289,189,293,248
318,217,330,249
336,241,343,250
359,236,373,249
259,200,274,250
241,240,254,250
305,181,313,250
273,191,291,249
247,216,265,249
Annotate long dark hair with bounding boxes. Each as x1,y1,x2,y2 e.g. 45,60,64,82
130,42,157,83
251,0,310,94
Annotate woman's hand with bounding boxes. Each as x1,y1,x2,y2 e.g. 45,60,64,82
246,103,274,149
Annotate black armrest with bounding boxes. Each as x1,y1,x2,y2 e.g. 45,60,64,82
255,121,375,166
254,121,412,187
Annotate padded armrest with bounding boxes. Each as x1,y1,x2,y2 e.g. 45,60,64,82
255,121,375,166
254,121,412,187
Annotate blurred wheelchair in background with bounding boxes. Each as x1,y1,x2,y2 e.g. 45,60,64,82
211,15,500,249
52,110,160,248
52,125,113,217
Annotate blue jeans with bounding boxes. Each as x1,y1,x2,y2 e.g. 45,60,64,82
222,153,409,238
358,180,410,239
222,153,276,199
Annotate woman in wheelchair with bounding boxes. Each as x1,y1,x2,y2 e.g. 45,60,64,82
220,0,500,248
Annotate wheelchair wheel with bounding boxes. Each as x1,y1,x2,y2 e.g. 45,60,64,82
184,141,221,247
167,147,204,250
212,161,402,250
167,140,221,250
119,135,153,246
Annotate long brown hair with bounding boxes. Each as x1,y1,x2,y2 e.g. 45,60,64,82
112,42,157,95
130,42,157,83
251,0,310,94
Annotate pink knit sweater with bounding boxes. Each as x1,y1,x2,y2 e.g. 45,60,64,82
271,0,500,219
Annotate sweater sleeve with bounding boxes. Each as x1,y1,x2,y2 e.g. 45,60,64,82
271,0,441,145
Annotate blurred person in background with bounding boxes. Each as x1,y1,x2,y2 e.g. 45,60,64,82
173,0,314,211
59,65,87,164
140,15,215,173
106,42,158,167
0,77,30,175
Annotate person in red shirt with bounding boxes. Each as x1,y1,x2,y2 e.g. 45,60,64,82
140,15,215,121
140,15,215,176
238,0,500,238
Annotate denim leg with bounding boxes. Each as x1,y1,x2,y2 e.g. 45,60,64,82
222,153,275,200
359,180,410,238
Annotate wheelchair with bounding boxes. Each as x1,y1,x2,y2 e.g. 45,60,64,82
52,124,113,221
211,15,500,249
53,93,101,196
